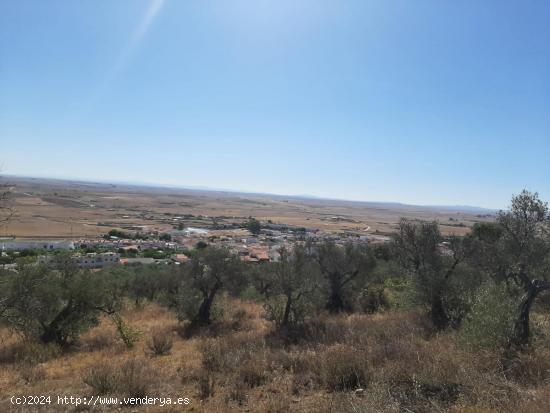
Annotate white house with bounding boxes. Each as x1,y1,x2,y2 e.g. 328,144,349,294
74,252,120,269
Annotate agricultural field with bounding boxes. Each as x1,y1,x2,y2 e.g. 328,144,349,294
0,176,494,239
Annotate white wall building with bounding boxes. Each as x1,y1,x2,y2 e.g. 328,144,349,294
1,240,75,251
74,252,120,269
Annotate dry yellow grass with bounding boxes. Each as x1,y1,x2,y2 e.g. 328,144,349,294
1,299,548,412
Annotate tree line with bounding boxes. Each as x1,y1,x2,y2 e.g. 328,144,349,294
0,190,548,350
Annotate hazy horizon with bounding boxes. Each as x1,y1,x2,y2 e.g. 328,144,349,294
2,173,499,212
1,0,549,209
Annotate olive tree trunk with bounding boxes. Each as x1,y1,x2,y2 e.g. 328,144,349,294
512,279,550,346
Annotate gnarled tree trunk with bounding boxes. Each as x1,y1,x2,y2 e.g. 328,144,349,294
430,293,450,330
326,275,346,313
512,279,550,346
194,285,220,327
40,301,76,346
281,293,292,329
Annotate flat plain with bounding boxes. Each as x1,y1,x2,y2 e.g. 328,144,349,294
1,176,494,239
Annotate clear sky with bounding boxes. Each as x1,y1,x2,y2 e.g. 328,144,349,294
1,0,549,209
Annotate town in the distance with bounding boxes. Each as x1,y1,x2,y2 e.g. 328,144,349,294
0,176,494,272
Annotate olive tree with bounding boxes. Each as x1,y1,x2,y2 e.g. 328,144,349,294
392,219,470,329
244,217,261,235
313,241,376,313
248,262,275,300
471,190,550,346
124,265,182,307
0,258,123,347
177,246,244,327
265,245,320,330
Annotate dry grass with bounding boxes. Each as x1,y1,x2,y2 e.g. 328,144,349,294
147,327,174,356
3,176,489,238
1,298,549,412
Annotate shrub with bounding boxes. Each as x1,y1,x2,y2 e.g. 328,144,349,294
147,328,173,356
388,376,462,411
320,345,371,392
79,328,116,352
244,218,261,235
118,358,153,399
19,363,46,384
504,350,550,386
195,240,208,250
112,313,141,349
83,358,154,397
83,362,118,394
0,340,61,365
236,355,268,388
378,337,467,410
227,379,247,405
199,333,264,373
459,281,516,350
291,371,317,395
358,285,390,313
228,307,254,331
196,370,215,399
199,339,226,373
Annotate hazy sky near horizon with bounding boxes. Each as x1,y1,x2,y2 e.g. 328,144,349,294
1,0,549,209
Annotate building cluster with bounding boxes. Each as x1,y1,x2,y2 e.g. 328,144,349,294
1,240,75,251
36,251,189,269
1,222,390,270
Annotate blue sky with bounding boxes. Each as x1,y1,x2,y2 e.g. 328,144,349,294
1,0,549,209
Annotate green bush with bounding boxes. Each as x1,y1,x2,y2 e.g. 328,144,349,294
358,285,390,313
244,218,261,235
459,281,516,350
111,313,141,349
